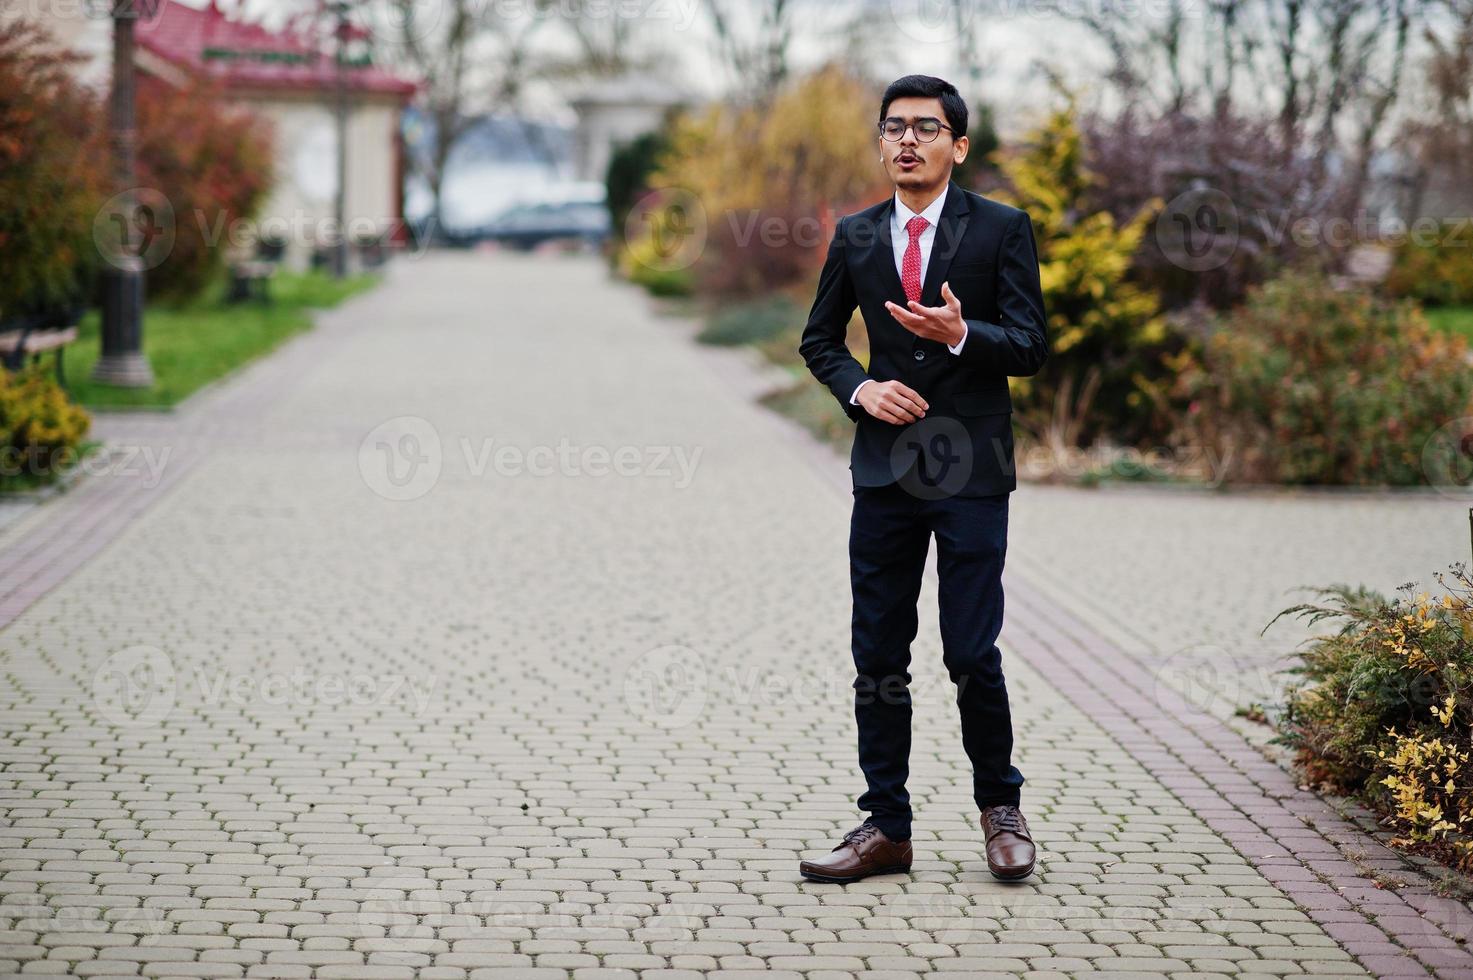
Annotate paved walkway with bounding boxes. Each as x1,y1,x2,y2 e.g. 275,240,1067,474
1,252,1470,978
1008,485,1459,730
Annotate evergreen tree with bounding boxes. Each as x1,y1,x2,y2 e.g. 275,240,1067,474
995,102,1166,449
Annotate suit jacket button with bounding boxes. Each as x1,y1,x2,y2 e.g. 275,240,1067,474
913,350,925,361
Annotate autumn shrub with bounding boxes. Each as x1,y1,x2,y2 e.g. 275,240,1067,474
135,75,274,301
1271,565,1473,868
618,209,695,297
637,64,890,300
1081,104,1331,312
1383,230,1473,308
0,18,108,318
0,365,91,489
1170,268,1473,485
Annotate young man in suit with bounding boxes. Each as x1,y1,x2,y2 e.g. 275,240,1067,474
797,74,1048,883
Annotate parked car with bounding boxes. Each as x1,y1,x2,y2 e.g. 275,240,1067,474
473,200,611,250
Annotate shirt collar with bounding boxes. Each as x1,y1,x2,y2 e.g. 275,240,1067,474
893,184,949,230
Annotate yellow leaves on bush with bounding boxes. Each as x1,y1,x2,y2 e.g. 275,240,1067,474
1280,568,1473,868
0,366,89,483
651,64,887,222
987,100,1167,447
618,219,696,298
1384,595,1460,672
1384,226,1473,306
994,105,1164,361
1379,729,1473,859
629,65,891,297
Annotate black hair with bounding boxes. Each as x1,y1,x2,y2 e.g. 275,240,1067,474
879,74,968,139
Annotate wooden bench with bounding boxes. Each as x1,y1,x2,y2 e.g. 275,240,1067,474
226,259,277,305
1,308,82,383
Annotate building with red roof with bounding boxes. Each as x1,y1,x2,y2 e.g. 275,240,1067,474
134,0,416,100
31,0,419,268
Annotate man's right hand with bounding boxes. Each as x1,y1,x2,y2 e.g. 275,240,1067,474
857,380,929,425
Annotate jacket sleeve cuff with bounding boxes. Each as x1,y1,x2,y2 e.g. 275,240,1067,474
946,323,968,355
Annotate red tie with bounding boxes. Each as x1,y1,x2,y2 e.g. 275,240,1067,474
902,215,928,304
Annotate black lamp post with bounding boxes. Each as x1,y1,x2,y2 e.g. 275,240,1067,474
331,0,350,280
93,0,155,388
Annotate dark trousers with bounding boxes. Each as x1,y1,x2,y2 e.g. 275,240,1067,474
848,481,1024,843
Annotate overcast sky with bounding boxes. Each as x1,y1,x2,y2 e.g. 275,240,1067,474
214,0,1100,135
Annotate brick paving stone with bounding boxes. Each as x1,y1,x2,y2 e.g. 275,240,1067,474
0,252,1462,978
993,483,1473,976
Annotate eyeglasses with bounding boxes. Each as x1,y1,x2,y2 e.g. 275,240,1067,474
878,116,955,142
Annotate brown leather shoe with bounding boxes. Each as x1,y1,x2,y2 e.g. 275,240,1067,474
980,804,1036,880
799,821,913,883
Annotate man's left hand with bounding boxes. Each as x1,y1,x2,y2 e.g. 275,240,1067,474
885,281,966,347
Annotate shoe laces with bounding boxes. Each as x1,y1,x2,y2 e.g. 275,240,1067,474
838,822,882,849
983,804,1027,836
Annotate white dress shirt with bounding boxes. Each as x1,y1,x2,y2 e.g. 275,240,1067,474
850,189,968,406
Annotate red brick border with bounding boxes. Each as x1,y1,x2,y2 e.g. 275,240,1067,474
6,284,1472,976
0,446,201,627
689,333,1473,978
1001,567,1473,977
0,281,372,632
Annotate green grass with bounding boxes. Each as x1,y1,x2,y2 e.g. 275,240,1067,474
0,440,103,495
1425,305,1473,344
62,269,380,409
698,297,802,347
759,365,856,453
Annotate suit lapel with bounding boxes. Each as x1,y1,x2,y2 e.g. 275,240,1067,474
919,181,971,308
872,196,906,303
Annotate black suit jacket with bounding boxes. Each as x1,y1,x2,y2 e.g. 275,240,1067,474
798,181,1049,497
